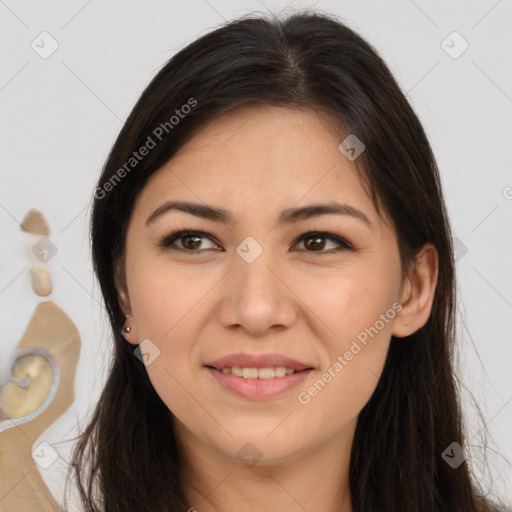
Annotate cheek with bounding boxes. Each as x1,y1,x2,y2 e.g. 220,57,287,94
297,260,399,348
293,265,399,425
126,260,215,416
128,253,213,337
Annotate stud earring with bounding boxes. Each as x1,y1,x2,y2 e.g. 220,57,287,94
122,315,132,334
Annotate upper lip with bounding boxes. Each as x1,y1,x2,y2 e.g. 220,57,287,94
204,353,314,371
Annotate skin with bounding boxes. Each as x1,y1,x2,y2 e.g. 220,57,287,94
118,105,438,512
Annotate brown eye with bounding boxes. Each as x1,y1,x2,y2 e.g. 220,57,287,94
159,230,220,252
159,229,352,254
294,232,353,253
303,235,327,251
181,235,203,251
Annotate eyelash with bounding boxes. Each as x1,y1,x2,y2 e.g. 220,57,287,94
157,227,354,254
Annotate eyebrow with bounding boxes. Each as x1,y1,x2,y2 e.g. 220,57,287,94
145,200,372,228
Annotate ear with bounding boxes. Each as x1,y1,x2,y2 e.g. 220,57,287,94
115,257,139,345
392,244,439,338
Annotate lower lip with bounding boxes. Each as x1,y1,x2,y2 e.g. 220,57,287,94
205,367,313,401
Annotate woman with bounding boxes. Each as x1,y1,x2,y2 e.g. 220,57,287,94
69,10,507,512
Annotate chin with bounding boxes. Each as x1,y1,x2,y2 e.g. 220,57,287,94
209,428,307,466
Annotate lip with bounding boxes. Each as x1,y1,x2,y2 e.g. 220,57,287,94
205,366,314,401
204,352,314,371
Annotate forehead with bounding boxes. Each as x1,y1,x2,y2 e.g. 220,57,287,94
133,105,381,227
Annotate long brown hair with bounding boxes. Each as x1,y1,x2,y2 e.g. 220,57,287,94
68,10,505,511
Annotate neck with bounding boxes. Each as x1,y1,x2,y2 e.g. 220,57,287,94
177,419,356,512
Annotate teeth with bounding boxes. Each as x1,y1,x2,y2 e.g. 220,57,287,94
220,366,297,379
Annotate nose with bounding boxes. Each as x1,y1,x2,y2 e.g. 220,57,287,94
216,247,298,336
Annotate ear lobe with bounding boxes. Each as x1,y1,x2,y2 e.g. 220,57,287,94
392,244,439,338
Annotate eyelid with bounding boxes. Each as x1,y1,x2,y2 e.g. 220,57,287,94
158,229,221,251
293,231,354,251
158,228,354,253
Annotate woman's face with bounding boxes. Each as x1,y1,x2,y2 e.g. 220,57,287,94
121,105,412,467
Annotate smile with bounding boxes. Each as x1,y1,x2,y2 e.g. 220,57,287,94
205,366,313,400
211,366,296,379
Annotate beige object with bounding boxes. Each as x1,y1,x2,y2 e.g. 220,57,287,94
20,209,50,236
1,350,56,420
30,267,53,297
0,302,81,512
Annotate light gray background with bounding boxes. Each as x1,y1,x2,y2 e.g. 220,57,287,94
1,0,511,508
